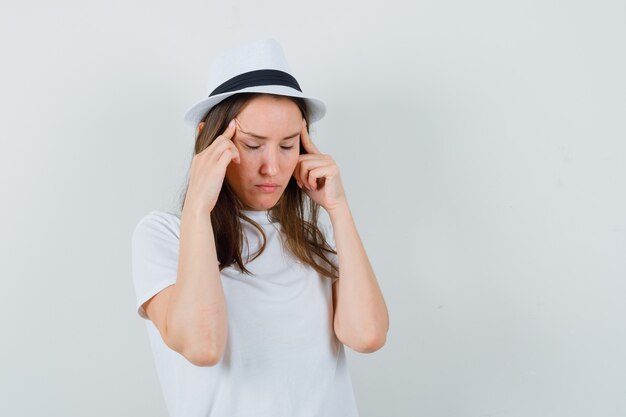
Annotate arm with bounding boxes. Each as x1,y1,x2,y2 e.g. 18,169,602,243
292,119,388,352
165,204,228,366
328,201,389,353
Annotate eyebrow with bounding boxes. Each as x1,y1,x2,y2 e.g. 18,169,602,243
238,129,300,141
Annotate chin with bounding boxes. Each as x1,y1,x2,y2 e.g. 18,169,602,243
242,187,285,209
243,199,273,210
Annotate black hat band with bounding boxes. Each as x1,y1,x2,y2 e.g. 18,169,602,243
209,69,302,96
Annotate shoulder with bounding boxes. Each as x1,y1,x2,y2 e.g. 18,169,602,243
132,210,182,242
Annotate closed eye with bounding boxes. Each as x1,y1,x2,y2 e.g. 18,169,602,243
246,145,294,150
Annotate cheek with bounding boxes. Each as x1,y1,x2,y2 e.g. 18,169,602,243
240,162,265,186
225,159,246,182
287,151,300,166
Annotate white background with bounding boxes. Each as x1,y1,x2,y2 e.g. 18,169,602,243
1,0,625,416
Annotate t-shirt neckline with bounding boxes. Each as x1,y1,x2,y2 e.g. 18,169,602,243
240,209,276,225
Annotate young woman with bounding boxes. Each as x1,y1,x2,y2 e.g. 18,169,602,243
132,38,388,417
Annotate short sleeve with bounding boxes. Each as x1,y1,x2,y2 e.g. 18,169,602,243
319,220,339,284
131,211,181,320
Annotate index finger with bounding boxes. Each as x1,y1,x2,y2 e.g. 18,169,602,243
221,119,237,140
301,119,321,154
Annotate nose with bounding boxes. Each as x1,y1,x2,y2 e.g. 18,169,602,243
260,147,279,177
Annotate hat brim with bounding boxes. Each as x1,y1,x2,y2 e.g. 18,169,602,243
183,85,326,127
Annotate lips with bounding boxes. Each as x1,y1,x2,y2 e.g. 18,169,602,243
256,184,279,192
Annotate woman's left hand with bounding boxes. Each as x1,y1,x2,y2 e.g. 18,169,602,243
293,119,347,212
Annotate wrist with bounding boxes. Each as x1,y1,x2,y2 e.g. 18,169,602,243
182,198,213,218
326,198,350,221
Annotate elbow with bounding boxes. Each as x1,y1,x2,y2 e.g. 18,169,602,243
166,330,226,367
182,344,223,367
354,332,387,353
335,315,389,353
338,327,388,354
165,309,228,367
358,310,390,353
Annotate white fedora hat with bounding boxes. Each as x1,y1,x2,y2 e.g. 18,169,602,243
183,38,326,127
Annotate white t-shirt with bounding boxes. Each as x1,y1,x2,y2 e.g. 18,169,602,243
131,209,360,417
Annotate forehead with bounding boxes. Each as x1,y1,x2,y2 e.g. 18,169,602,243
235,95,302,135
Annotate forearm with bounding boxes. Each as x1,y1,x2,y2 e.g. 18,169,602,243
166,203,228,366
328,201,389,352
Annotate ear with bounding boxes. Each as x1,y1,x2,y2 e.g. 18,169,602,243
196,122,205,136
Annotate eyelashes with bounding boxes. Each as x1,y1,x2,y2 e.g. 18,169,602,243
245,145,294,150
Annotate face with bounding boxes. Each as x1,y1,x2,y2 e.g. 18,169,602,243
225,95,303,211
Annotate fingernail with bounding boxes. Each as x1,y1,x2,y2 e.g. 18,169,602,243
297,180,302,188
229,119,235,128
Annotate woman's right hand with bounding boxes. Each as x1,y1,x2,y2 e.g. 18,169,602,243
183,119,240,212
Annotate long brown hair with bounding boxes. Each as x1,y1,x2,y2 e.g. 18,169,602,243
178,93,338,281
